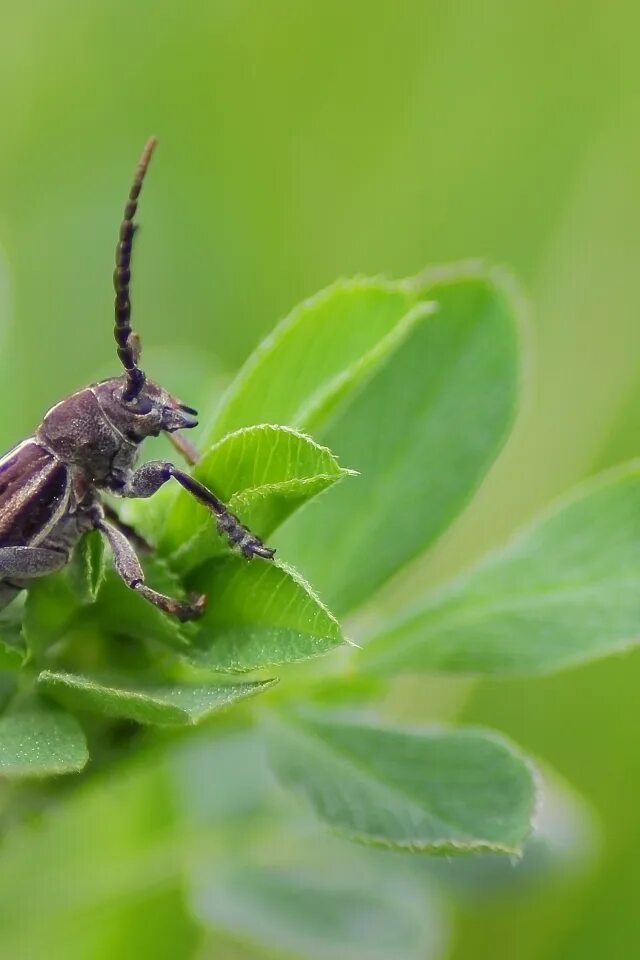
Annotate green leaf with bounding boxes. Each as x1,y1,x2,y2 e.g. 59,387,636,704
0,707,88,778
0,673,17,713
67,530,105,604
425,772,596,895
207,278,432,441
0,737,197,957
278,266,522,614
38,670,277,726
361,462,640,677
265,710,536,854
160,425,354,572
186,557,343,672
22,573,77,659
170,728,277,826
0,600,26,670
191,861,438,960
22,534,106,659
0,634,24,671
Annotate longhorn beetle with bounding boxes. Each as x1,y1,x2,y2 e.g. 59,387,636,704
0,138,274,621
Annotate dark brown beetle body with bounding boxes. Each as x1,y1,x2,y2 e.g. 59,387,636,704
0,140,274,620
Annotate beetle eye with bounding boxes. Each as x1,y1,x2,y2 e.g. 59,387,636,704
125,396,154,415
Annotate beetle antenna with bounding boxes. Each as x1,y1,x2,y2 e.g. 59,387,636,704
113,136,157,402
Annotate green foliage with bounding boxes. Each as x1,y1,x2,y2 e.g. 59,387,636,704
265,710,535,854
186,558,343,672
67,530,106,605
38,671,277,726
206,279,431,440
278,267,521,613
361,462,640,677
2,256,633,927
0,707,88,777
191,859,434,960
0,636,23,670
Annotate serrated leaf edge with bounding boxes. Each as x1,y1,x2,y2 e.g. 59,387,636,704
38,670,279,725
184,560,344,673
266,711,537,855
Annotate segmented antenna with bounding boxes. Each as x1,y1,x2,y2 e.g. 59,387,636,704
113,136,158,402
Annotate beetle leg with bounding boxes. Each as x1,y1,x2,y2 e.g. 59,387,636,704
172,468,275,559
94,517,206,622
121,461,275,560
0,545,67,580
102,503,152,553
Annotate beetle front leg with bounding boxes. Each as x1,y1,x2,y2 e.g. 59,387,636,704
95,517,206,622
121,461,275,559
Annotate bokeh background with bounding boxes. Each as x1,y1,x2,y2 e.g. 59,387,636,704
0,1,639,957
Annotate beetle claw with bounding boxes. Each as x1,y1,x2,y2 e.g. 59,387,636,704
175,592,207,621
242,540,275,560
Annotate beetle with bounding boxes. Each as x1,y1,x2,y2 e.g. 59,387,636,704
0,137,274,621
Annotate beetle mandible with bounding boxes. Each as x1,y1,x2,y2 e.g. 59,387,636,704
0,137,274,621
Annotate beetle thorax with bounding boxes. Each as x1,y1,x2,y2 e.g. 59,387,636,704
36,386,133,483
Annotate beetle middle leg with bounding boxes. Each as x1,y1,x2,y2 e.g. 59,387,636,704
94,517,206,622
120,461,275,559
102,502,152,554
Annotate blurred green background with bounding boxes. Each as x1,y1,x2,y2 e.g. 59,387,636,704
1,1,639,957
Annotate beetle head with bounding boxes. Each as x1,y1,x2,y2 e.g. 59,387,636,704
93,376,198,443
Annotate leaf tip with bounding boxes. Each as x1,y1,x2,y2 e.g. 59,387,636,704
343,635,363,651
